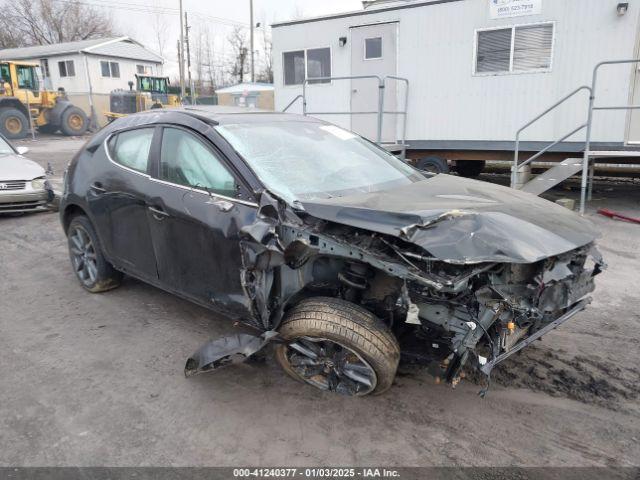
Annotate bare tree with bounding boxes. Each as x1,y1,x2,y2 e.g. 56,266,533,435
151,1,169,59
227,26,249,84
256,26,273,83
0,0,115,48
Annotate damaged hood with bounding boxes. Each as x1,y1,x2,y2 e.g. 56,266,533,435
300,174,598,264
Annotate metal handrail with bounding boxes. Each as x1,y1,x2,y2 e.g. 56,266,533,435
512,59,640,216
581,59,640,214
384,76,410,151
282,95,303,112
519,123,588,169
301,74,409,147
303,75,384,142
512,85,592,187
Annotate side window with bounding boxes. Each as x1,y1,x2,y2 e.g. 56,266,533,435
160,128,237,195
108,128,154,173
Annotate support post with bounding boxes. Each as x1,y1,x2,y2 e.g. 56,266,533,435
250,0,255,83
179,0,186,99
376,79,384,144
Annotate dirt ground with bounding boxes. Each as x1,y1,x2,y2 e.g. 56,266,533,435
1,135,639,467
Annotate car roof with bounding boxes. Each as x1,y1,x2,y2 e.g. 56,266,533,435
154,106,320,125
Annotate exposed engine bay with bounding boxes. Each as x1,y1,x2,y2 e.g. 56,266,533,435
186,182,605,394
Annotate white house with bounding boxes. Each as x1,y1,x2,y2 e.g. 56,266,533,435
272,0,640,156
0,37,163,95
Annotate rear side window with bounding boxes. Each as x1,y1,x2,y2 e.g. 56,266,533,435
160,127,236,195
107,128,154,173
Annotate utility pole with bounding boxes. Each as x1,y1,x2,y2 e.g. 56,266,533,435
179,0,186,99
185,11,194,104
250,0,255,83
177,39,183,98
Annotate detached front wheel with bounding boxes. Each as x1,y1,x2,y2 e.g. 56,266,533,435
275,297,400,396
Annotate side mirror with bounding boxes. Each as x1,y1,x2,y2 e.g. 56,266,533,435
16,146,29,155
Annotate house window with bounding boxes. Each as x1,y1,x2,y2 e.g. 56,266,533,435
58,60,75,77
365,37,383,60
283,47,331,86
136,64,151,75
40,59,50,77
101,61,121,78
475,23,553,74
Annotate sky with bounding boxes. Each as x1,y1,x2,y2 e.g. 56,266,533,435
94,0,364,81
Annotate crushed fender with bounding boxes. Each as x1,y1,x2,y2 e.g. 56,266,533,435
184,331,279,377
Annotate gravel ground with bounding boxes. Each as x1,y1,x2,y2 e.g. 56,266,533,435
1,134,639,467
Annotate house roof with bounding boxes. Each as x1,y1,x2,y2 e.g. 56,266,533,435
0,37,163,63
215,82,274,94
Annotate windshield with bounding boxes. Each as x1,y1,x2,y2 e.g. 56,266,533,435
138,76,168,94
0,136,14,155
216,121,423,202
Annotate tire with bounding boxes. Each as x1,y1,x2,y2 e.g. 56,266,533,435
60,106,89,136
416,156,449,174
0,108,29,139
456,160,486,178
67,215,122,293
275,297,400,396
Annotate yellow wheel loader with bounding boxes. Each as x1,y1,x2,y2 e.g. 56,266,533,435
0,61,89,139
105,75,180,122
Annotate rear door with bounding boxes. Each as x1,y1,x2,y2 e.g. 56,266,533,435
91,126,159,281
146,125,256,317
350,22,398,142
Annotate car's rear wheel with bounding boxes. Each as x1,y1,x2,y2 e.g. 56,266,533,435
275,297,400,396
67,215,122,292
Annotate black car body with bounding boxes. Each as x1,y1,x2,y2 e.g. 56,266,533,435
60,107,603,396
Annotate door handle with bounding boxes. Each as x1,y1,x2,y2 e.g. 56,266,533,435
90,182,107,193
148,205,169,220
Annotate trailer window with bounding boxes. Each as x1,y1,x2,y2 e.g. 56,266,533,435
284,50,305,86
365,37,383,60
283,48,331,86
475,23,553,74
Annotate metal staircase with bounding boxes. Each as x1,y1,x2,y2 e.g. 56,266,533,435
512,59,640,214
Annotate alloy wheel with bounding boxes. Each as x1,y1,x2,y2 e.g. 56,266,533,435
283,336,378,396
69,226,98,287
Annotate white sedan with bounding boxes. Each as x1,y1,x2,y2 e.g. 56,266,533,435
0,134,52,214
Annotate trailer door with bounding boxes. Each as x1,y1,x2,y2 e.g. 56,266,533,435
350,22,398,142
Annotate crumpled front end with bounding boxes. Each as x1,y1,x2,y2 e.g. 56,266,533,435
185,185,605,394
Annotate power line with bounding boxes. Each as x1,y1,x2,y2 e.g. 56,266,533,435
51,0,249,28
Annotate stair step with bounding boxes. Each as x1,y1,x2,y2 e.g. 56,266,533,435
587,150,640,158
520,158,584,196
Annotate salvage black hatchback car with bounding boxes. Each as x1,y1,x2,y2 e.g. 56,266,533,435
60,107,603,396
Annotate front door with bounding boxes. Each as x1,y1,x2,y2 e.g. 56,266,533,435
146,126,255,318
350,22,398,143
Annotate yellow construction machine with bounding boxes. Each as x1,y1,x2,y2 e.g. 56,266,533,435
0,60,89,139
105,75,180,122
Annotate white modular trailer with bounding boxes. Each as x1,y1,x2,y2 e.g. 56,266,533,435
272,0,640,160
